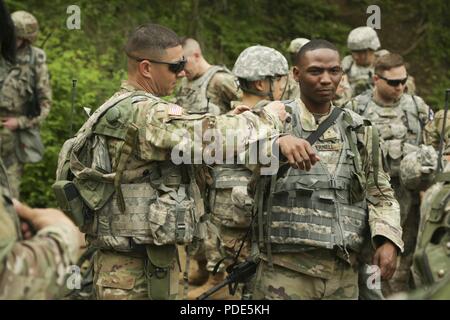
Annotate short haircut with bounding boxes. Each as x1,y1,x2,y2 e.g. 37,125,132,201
374,53,405,75
125,23,180,59
181,37,202,56
295,39,339,66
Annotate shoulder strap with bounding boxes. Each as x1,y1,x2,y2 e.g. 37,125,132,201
306,107,344,144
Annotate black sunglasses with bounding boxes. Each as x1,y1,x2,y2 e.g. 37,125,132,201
127,53,186,74
377,74,408,87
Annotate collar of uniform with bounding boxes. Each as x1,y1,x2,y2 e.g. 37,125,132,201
298,99,336,132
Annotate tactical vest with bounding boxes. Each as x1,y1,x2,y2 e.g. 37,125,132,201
176,66,229,115
0,46,40,117
353,92,423,177
255,101,369,255
342,56,374,97
53,91,203,252
414,173,450,286
209,164,253,228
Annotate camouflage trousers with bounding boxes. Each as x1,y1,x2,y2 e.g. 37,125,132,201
383,180,420,296
204,215,250,272
252,258,359,300
0,130,23,199
93,248,180,300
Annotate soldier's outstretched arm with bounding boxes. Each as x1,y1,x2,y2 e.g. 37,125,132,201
0,200,80,299
143,101,285,160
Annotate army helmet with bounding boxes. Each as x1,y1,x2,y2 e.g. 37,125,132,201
232,45,289,81
347,26,380,51
11,11,39,43
287,38,310,54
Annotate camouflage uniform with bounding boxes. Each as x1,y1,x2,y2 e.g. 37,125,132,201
342,28,416,98
0,11,52,198
341,26,381,98
344,90,432,296
0,161,79,299
189,46,290,299
56,81,283,300
424,109,450,154
174,66,241,115
251,99,403,300
398,152,450,299
174,64,241,289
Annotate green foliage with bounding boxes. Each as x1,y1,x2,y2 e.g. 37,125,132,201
3,0,449,206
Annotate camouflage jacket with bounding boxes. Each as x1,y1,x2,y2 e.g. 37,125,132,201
0,162,79,299
424,109,450,154
175,66,241,115
0,45,52,128
65,81,282,251
256,99,403,279
344,90,431,178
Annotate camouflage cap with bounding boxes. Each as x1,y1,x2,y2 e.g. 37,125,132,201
347,26,380,51
11,11,39,43
232,45,288,81
287,38,310,54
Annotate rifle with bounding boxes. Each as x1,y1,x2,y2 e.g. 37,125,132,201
437,89,450,173
70,79,77,136
197,260,259,300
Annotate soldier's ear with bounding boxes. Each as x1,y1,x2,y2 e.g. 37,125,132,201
139,60,153,78
293,66,301,82
254,79,267,92
373,74,380,84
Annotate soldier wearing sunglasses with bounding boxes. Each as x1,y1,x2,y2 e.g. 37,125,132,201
344,53,433,298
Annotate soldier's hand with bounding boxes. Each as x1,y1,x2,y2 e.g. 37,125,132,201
231,105,251,115
372,240,398,280
2,117,19,131
13,199,76,231
276,135,320,171
264,101,289,123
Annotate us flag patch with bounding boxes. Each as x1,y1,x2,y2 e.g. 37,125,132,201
168,104,183,116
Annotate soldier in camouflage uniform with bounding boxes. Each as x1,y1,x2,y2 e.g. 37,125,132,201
344,53,432,296
174,38,241,286
174,38,241,115
341,27,416,99
188,45,290,299
424,109,450,154
251,40,403,300
54,23,310,300
0,158,80,299
0,11,52,198
341,26,381,97
282,38,309,101
396,145,450,299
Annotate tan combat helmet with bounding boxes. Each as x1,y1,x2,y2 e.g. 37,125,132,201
287,38,310,54
11,10,39,43
347,26,380,51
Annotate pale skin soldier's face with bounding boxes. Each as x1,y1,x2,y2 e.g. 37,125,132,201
351,49,376,67
373,65,407,101
149,45,186,96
